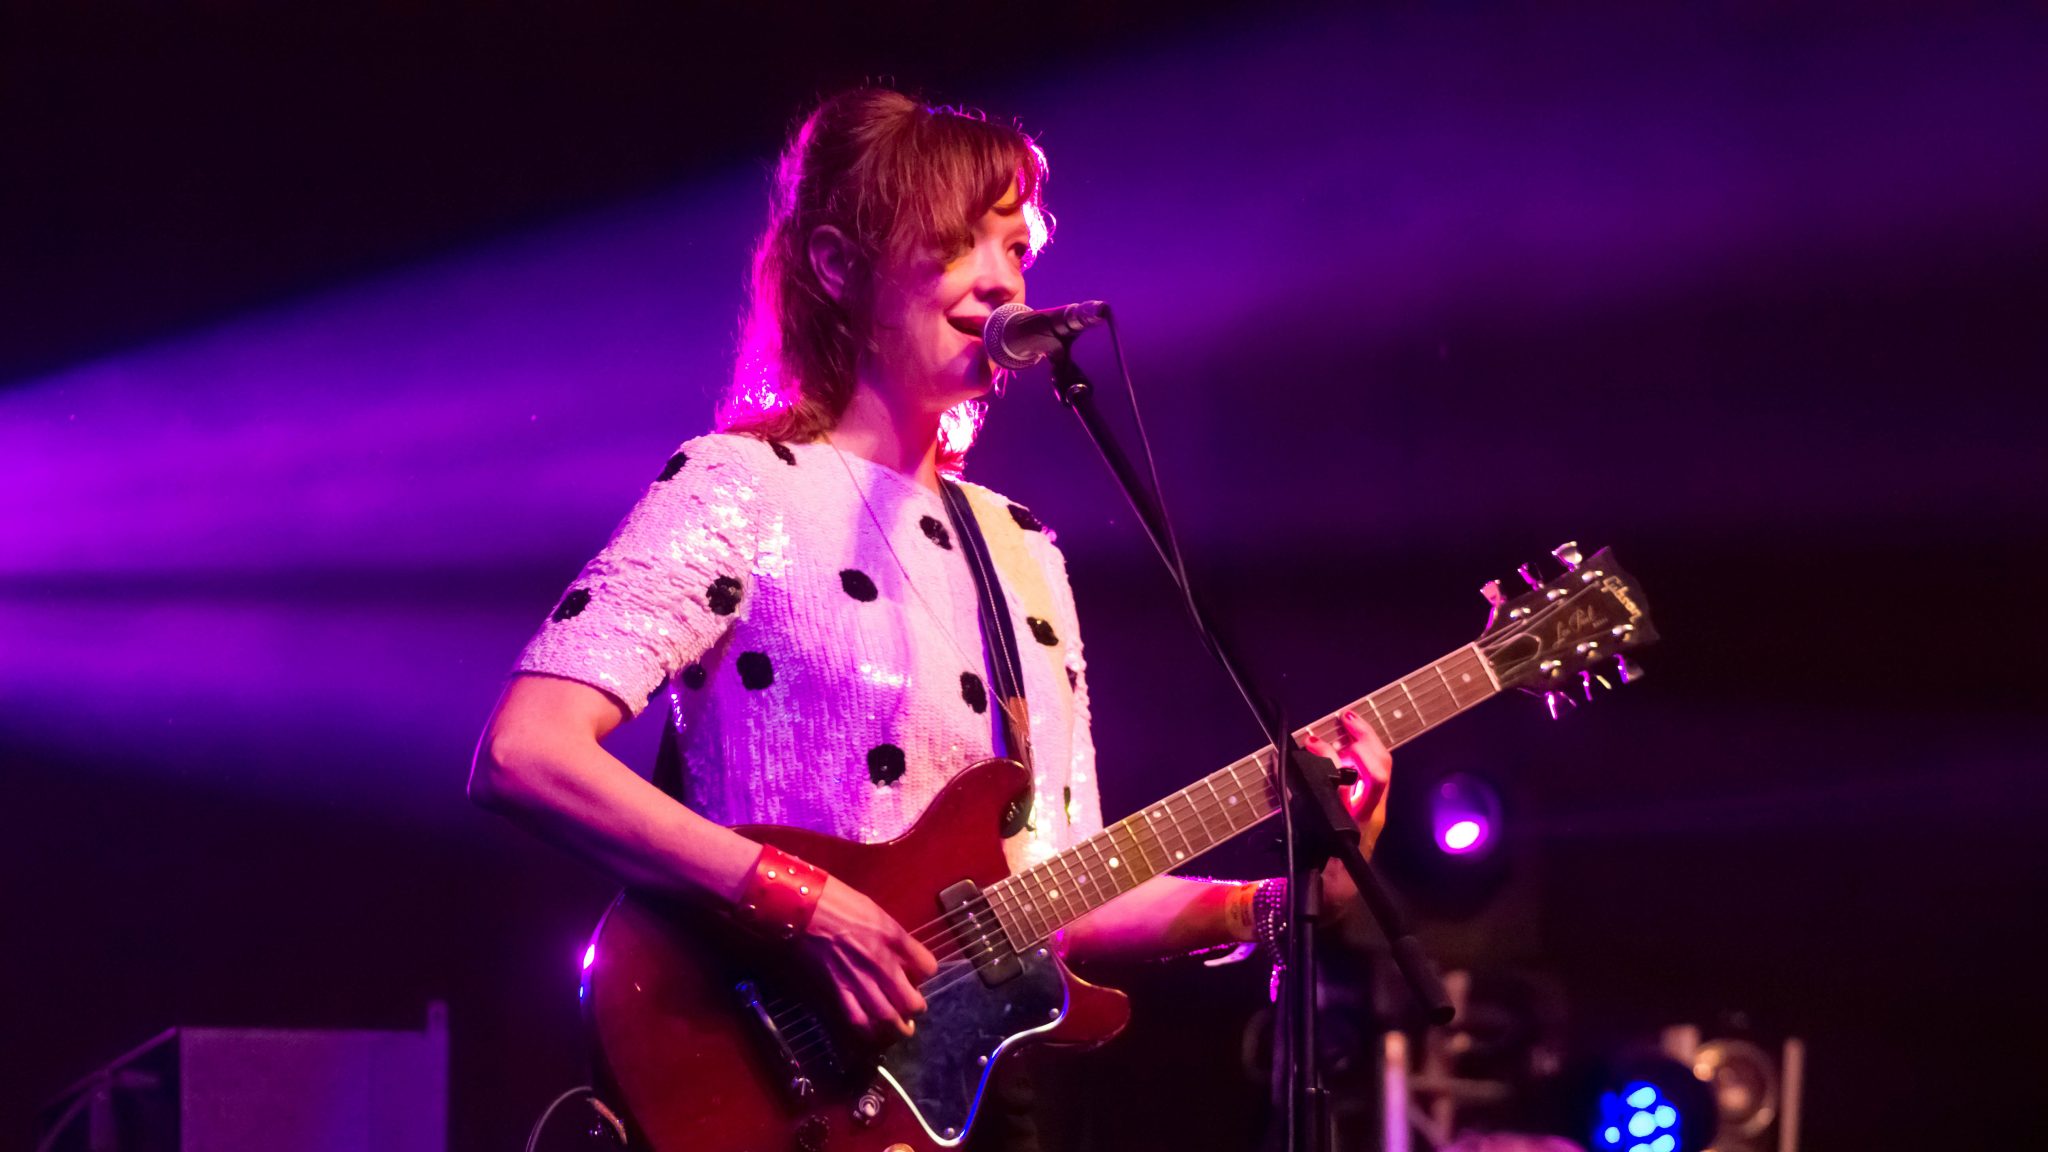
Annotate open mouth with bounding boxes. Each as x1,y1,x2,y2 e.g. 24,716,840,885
947,315,987,339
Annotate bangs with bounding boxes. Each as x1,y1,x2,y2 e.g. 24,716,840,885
873,107,1054,268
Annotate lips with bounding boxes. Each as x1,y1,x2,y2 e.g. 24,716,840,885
947,315,988,339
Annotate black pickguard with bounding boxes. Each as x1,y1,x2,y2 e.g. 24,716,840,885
876,944,1067,1144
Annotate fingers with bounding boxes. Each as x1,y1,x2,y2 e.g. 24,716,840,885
901,933,940,983
826,950,917,1039
807,884,931,1040
1304,711,1394,822
1337,710,1392,784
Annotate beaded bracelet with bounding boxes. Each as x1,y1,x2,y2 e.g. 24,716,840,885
1253,877,1290,1000
734,844,826,942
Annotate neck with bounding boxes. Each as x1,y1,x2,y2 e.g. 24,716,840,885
831,380,945,491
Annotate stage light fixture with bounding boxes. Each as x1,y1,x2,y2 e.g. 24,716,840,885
1661,1025,1803,1152
1573,1050,1716,1152
1432,773,1501,857
1592,1080,1682,1152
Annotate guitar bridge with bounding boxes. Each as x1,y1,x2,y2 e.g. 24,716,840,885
936,880,1022,986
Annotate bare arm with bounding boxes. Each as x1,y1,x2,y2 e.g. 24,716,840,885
1059,874,1253,963
469,673,937,1037
469,673,761,900
1061,709,1394,964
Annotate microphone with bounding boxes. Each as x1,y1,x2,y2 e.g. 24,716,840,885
982,300,1109,370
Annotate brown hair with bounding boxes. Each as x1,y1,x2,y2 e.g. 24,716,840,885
718,88,1052,470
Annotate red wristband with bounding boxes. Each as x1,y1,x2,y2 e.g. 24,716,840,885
734,845,826,942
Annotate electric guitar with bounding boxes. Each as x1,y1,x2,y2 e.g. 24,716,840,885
583,543,1655,1152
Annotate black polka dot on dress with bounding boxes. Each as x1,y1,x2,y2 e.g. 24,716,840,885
868,744,907,786
681,664,707,690
1026,616,1059,646
919,516,953,549
736,651,774,690
657,451,688,481
551,588,591,622
706,576,744,615
839,569,878,602
960,671,988,714
770,441,797,466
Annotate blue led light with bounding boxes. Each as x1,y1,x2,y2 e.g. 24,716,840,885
1627,1084,1659,1109
1629,1112,1657,1137
1652,1136,1675,1152
1605,1127,1621,1145
1655,1105,1676,1128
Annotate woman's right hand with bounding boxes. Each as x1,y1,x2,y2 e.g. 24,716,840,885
798,878,940,1041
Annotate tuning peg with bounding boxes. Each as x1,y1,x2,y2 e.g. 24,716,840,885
1518,563,1544,591
1481,579,1507,608
1581,669,1614,700
1616,657,1645,684
1543,690,1578,720
1551,541,1583,570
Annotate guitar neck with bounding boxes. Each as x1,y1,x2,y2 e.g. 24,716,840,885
985,643,1502,949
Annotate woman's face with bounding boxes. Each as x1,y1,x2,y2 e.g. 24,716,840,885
862,185,1034,416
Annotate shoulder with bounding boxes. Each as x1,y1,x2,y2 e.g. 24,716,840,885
659,430,790,476
954,478,1060,547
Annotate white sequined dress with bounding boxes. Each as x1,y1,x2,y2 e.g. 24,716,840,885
515,433,1102,868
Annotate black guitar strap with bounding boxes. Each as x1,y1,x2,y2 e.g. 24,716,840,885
940,479,1035,836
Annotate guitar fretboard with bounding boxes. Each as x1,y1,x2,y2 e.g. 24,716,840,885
983,644,1500,949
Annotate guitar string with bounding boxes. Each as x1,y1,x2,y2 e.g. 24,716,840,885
889,672,1482,970
753,671,1499,1025
751,641,1612,1029
934,691,1486,979
839,655,1499,967
923,669,1476,948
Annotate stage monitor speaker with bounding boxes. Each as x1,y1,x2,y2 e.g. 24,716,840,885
36,1002,448,1152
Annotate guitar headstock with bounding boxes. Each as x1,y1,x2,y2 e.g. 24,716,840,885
1476,542,1656,714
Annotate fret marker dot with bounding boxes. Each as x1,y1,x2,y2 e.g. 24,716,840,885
1047,889,1059,900
1461,673,1472,682
1392,709,1404,718
1174,851,1186,861
1108,857,1120,868
1228,795,1239,806
1077,875,1088,885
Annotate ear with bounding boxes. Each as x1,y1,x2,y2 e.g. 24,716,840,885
806,226,858,305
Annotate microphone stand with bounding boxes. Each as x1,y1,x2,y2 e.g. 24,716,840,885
1045,341,1453,1152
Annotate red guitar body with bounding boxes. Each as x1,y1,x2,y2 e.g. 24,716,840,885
583,758,1131,1152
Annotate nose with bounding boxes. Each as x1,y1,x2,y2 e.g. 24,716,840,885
971,238,1024,307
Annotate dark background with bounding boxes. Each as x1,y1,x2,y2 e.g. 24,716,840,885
5,3,2044,1149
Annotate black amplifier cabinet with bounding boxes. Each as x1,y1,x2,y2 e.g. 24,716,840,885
36,1003,448,1152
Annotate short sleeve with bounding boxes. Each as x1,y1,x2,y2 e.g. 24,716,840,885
516,434,765,718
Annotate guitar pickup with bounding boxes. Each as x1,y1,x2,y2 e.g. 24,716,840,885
936,880,1023,987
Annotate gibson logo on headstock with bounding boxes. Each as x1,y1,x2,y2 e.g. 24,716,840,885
1600,575,1643,621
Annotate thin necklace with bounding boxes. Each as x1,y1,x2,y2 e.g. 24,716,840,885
826,437,982,675
826,439,1032,758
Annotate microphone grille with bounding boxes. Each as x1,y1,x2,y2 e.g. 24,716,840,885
982,302,1041,371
